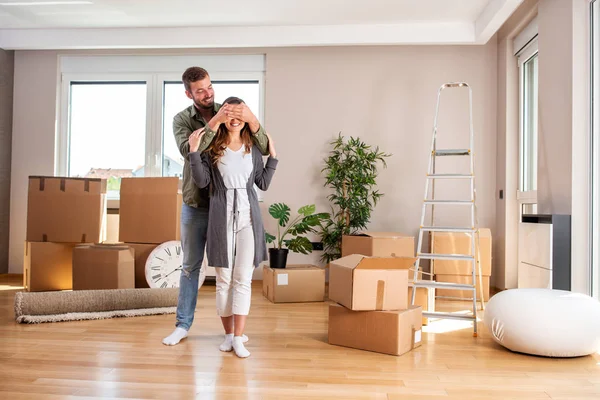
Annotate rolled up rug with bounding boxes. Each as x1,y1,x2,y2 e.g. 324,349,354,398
14,288,179,324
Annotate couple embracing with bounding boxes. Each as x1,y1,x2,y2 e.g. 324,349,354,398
162,67,278,359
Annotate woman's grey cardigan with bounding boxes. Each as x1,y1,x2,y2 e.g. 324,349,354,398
188,145,278,269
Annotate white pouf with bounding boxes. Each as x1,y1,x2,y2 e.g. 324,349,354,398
484,288,600,357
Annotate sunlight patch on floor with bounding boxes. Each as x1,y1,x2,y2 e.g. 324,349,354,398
423,309,481,334
0,284,23,291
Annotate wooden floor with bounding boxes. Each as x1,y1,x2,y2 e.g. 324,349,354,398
0,274,598,400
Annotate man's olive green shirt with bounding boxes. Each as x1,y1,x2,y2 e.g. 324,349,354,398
173,103,269,209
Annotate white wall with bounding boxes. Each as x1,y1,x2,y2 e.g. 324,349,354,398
494,0,592,293
9,51,60,274
537,0,574,215
9,44,499,274
538,0,591,294
495,0,538,290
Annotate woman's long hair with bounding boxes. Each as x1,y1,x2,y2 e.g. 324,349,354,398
207,96,253,165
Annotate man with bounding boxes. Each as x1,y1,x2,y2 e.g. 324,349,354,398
162,67,270,346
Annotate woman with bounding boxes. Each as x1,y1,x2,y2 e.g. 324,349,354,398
187,96,278,358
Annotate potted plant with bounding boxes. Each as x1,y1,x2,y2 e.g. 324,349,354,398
265,203,329,268
319,133,391,263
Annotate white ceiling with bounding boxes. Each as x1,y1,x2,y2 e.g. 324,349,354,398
0,0,525,50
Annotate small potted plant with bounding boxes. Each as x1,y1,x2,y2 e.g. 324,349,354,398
265,203,329,268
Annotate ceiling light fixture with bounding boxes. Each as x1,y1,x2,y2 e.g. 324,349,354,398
0,1,93,6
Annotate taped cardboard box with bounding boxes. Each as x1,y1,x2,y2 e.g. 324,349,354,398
328,304,423,356
431,229,492,276
26,176,107,243
342,232,415,258
72,244,135,290
23,241,78,292
436,274,490,301
119,177,182,244
263,265,325,303
124,243,159,288
329,255,412,311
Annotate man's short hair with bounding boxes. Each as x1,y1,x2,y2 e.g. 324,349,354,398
182,67,209,92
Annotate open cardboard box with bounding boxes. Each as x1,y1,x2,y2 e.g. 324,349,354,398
328,254,415,311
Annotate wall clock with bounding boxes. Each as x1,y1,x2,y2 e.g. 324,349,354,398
145,240,206,288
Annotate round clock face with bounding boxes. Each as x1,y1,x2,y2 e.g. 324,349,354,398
145,240,184,289
144,240,208,289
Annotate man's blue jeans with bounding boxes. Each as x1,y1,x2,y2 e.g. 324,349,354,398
175,203,209,331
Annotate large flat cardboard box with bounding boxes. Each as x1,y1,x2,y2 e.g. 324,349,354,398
431,229,492,276
342,232,414,258
329,255,412,311
328,304,423,356
436,274,490,301
26,176,107,243
119,177,182,244
23,242,77,292
262,265,325,303
72,244,135,290
408,286,434,326
125,243,159,288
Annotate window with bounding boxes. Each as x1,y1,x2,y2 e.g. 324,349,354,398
517,37,539,215
162,81,261,178
592,0,599,300
57,55,266,200
67,82,147,198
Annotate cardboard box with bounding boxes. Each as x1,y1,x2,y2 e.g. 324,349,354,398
431,229,492,276
408,286,434,326
125,243,159,288
119,177,182,244
329,255,412,311
328,304,423,356
23,242,77,292
342,232,415,258
26,176,107,243
435,274,490,301
72,243,135,290
262,265,325,303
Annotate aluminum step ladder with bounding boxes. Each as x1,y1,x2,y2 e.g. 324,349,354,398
409,82,485,337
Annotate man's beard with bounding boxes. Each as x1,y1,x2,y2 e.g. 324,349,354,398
195,98,214,110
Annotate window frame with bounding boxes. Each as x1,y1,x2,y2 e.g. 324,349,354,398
156,71,265,176
57,73,155,179
591,0,599,300
516,37,539,215
56,55,266,204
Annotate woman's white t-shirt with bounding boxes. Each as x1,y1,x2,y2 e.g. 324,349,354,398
217,146,253,213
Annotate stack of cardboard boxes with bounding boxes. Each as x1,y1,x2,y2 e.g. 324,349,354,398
432,229,492,301
327,255,423,356
23,175,184,292
118,177,182,288
326,232,424,356
24,176,108,291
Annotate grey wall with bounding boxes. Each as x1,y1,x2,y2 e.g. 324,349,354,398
0,48,14,274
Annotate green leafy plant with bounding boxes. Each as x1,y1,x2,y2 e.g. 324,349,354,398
265,203,329,255
319,133,391,263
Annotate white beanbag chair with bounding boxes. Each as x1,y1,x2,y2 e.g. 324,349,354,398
484,288,600,357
